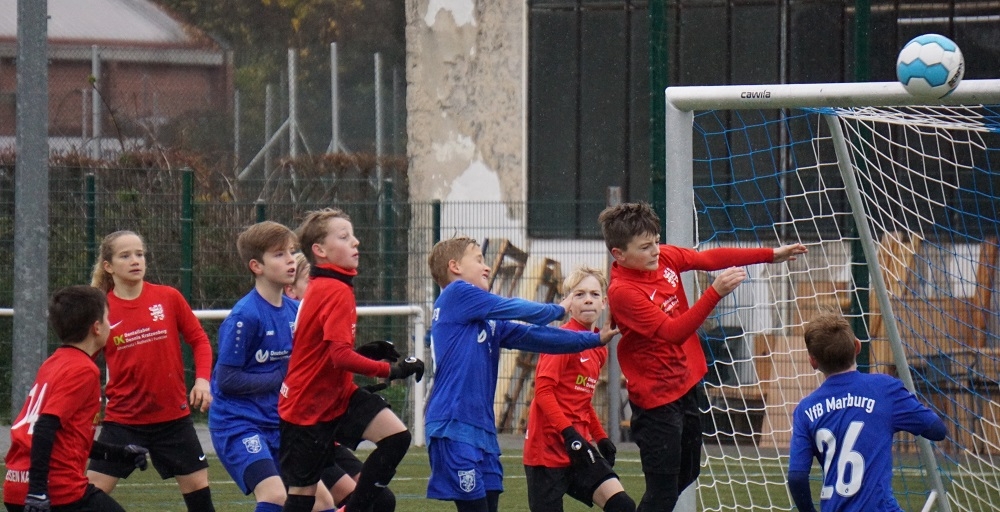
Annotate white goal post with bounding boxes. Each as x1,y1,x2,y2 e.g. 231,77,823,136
664,80,1000,512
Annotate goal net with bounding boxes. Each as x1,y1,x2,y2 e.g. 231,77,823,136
663,80,1000,512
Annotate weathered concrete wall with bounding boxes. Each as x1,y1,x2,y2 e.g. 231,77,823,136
404,0,530,321
405,0,525,203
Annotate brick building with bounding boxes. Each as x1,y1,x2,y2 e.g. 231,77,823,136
0,0,232,152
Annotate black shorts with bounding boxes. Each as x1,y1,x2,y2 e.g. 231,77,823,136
88,416,209,480
337,386,392,450
280,387,390,487
630,384,704,476
319,444,365,488
5,484,125,512
524,461,617,510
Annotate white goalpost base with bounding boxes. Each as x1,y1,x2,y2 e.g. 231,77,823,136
665,79,1000,512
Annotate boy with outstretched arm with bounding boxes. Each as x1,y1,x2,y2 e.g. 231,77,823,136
787,312,946,512
598,202,807,512
424,237,618,512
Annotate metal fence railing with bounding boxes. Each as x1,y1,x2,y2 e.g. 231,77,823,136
0,165,619,431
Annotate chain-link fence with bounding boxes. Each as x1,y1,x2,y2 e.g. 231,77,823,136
0,155,422,419
0,158,618,433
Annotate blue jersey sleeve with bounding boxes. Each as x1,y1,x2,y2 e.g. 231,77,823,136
497,322,601,354
888,380,947,440
787,404,815,473
787,470,817,512
216,310,257,368
448,281,565,325
215,363,284,395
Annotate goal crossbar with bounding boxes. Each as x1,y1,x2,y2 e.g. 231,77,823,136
666,79,1000,111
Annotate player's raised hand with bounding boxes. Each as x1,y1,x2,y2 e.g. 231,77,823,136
189,377,212,412
711,267,747,297
773,243,808,263
389,356,425,382
598,315,619,345
558,293,573,318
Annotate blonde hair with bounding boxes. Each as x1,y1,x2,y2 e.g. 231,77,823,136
293,252,310,285
90,230,144,293
563,265,608,294
427,237,478,289
295,208,351,265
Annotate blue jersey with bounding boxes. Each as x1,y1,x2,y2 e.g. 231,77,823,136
209,289,297,430
425,280,602,452
788,371,943,511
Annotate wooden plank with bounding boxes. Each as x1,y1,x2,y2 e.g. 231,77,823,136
869,232,922,370
486,238,528,298
789,281,853,336
973,237,998,348
890,297,977,357
751,333,823,451
496,253,565,435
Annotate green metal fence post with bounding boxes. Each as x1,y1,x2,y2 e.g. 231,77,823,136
382,179,395,338
180,167,194,300
432,200,441,302
650,0,669,232
255,199,266,223
851,0,873,369
86,173,96,283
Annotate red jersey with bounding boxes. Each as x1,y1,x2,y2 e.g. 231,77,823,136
103,282,213,424
4,347,101,506
608,245,772,409
523,318,608,468
278,264,390,426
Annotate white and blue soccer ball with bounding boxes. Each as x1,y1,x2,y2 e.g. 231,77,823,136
896,34,964,99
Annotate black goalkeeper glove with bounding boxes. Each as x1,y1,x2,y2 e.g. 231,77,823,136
597,437,617,467
24,493,51,512
561,426,597,467
357,340,401,362
118,444,149,471
388,356,425,382
361,382,389,393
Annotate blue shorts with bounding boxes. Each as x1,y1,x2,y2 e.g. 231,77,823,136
211,424,280,494
427,437,503,501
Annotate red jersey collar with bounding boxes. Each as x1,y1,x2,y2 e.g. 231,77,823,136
563,316,599,333
610,260,660,283
314,263,357,276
